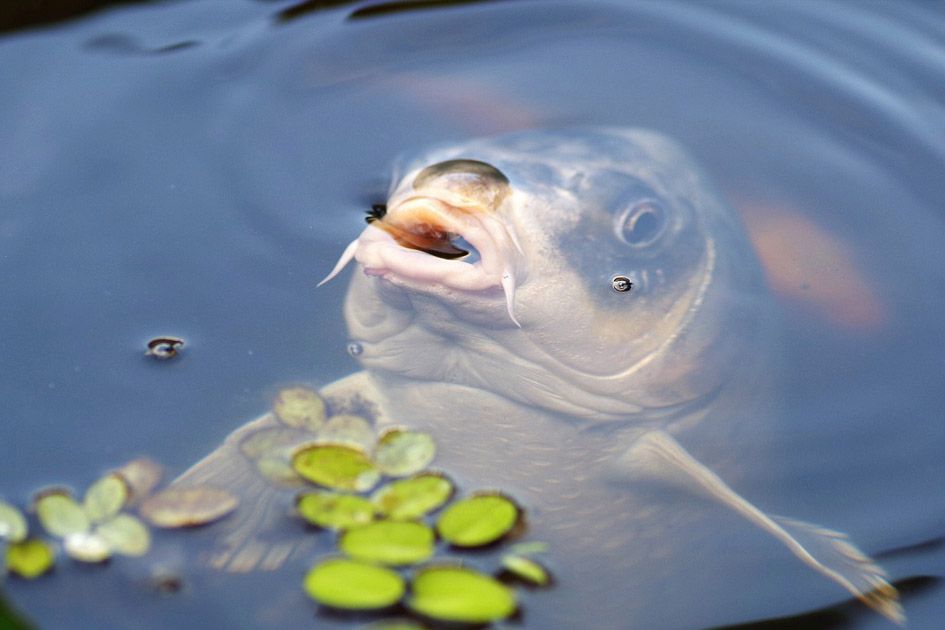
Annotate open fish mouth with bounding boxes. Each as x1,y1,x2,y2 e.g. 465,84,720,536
318,190,527,327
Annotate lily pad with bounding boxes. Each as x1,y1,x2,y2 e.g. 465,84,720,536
64,532,111,563
140,486,238,528
5,539,55,579
436,493,520,548
116,458,163,506
296,492,375,531
239,427,308,460
501,553,551,586
303,558,405,610
256,456,306,488
292,444,380,492
339,520,434,566
373,429,436,477
407,565,516,624
35,492,90,538
0,500,28,543
363,620,426,630
371,473,454,521
318,415,376,452
83,474,129,523
97,514,151,556
274,386,326,431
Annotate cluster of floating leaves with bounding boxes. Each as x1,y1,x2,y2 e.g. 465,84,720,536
266,385,553,626
1,456,238,580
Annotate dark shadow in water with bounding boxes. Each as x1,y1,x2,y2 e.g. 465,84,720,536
709,576,939,630
348,0,509,21
875,536,945,561
0,0,163,35
0,588,34,630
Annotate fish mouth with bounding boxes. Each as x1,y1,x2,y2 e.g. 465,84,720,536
318,194,527,326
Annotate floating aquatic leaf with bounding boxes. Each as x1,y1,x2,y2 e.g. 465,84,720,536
274,386,326,431
292,444,380,492
5,539,55,579
96,514,151,556
0,500,28,543
303,558,404,610
35,492,90,538
318,415,376,452
140,486,238,528
436,493,520,548
371,473,453,521
64,532,111,563
296,492,375,531
340,521,434,566
255,456,306,488
239,427,308,460
373,429,436,477
83,474,129,523
116,458,163,506
408,565,516,623
501,553,551,586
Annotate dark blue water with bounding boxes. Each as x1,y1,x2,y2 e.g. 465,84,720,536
1,1,944,628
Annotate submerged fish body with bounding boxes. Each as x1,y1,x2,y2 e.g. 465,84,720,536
176,128,900,627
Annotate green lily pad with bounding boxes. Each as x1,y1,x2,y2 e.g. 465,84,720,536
0,500,28,543
371,473,454,521
292,444,380,492
339,520,434,566
297,492,375,531
35,491,90,538
318,415,376,452
5,539,55,579
83,474,129,523
501,553,551,586
256,456,306,488
436,493,520,548
139,486,238,528
508,540,548,555
362,620,426,630
303,558,405,610
96,514,151,556
64,532,111,563
407,565,516,624
373,429,435,477
239,427,308,460
274,386,326,431
116,458,163,506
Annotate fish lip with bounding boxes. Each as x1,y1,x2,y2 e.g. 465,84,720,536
354,195,522,294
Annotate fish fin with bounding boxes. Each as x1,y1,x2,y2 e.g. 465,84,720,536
501,271,521,327
617,431,903,625
171,414,314,573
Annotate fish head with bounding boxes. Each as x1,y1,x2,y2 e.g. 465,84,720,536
329,128,769,424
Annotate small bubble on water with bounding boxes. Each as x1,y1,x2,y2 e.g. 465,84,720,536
347,341,363,357
611,276,633,293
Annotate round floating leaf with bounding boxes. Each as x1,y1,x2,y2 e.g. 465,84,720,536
371,473,453,521
501,554,551,586
0,500,28,543
83,474,129,523
140,486,238,528
239,427,308,460
297,492,375,531
35,492,90,538
256,456,306,488
408,565,516,623
303,558,404,610
64,532,111,563
339,520,434,566
5,539,55,579
117,458,164,506
436,493,520,548
274,386,326,431
373,429,435,477
96,514,151,556
318,415,376,452
292,444,380,492
363,620,426,630
509,540,548,555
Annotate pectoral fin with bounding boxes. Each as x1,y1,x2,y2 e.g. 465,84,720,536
615,430,903,625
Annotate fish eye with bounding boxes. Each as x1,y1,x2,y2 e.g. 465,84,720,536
613,199,668,247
